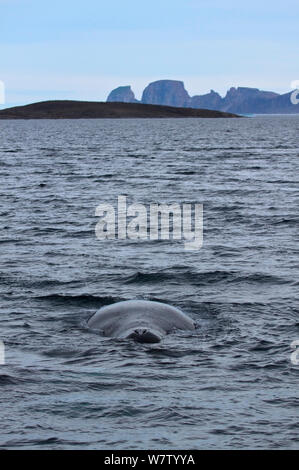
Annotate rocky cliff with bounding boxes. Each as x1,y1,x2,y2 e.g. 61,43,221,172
191,90,222,111
106,80,299,114
221,87,279,113
191,87,280,113
107,86,138,103
141,80,191,107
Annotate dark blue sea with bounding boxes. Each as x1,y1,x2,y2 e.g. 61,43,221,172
0,116,298,449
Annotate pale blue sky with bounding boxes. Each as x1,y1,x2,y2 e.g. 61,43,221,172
1,0,298,107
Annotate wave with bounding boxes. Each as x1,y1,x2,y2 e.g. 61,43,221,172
35,293,121,307
124,270,287,286
0,374,24,386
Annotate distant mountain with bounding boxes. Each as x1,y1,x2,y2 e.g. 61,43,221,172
106,86,138,103
242,90,298,114
220,87,279,114
190,90,223,111
142,80,190,107
107,80,299,114
0,100,240,119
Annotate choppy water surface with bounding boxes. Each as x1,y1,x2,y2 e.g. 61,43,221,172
0,117,298,449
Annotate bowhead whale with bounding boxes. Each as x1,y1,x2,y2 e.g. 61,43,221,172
87,299,195,343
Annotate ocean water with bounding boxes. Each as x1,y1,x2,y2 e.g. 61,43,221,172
0,116,298,450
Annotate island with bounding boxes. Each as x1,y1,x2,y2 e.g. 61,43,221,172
0,100,240,119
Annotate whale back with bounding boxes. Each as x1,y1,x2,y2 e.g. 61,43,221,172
87,300,195,341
